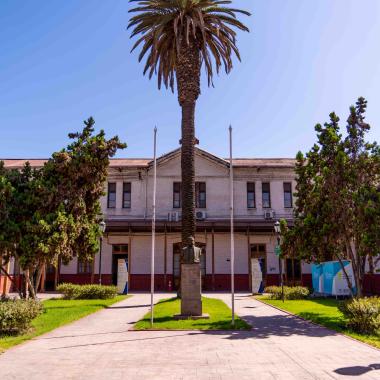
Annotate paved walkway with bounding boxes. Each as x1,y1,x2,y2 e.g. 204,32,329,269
0,293,379,379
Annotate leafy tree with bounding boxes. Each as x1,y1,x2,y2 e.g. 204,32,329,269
128,0,250,248
0,118,126,298
281,98,380,297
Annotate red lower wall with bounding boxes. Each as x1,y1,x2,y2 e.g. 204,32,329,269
363,274,380,295
59,274,113,286
6,271,377,295
129,274,250,292
266,274,313,288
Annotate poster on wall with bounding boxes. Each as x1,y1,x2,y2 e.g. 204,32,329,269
312,261,356,296
323,261,356,296
117,258,129,294
251,258,263,294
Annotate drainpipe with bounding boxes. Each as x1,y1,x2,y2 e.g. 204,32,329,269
144,168,149,219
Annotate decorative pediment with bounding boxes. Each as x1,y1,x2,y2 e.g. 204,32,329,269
148,147,229,169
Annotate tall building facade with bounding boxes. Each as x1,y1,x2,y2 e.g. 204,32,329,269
2,147,379,294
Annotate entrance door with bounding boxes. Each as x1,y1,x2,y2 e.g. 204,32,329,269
250,244,267,293
112,244,129,294
285,258,301,286
173,242,206,291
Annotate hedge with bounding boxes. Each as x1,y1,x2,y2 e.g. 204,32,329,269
0,298,43,335
339,297,380,335
264,286,310,300
57,283,118,300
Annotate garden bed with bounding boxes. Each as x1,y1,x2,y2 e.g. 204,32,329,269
134,297,250,330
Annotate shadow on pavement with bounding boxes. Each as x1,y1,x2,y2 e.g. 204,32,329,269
196,314,338,340
334,364,380,376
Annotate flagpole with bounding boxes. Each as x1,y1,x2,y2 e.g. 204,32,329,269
229,125,235,327
150,126,157,327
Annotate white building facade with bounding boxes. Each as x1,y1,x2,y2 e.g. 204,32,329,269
3,147,380,295
56,147,311,292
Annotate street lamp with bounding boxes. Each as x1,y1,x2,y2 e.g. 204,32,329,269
274,221,284,302
98,221,106,286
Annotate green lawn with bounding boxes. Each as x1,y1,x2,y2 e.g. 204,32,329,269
0,295,128,353
256,296,380,349
134,297,251,330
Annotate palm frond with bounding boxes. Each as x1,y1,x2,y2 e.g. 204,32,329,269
128,0,250,91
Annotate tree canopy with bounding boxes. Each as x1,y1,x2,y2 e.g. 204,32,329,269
281,97,380,296
0,118,126,297
128,0,250,90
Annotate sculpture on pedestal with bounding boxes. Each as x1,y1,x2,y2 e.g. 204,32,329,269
182,236,202,264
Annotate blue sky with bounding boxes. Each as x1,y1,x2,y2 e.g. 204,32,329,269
0,0,379,159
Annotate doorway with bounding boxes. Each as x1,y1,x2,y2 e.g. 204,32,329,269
250,244,267,293
112,244,129,294
173,242,206,291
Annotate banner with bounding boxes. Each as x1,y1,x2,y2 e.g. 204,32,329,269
312,261,356,296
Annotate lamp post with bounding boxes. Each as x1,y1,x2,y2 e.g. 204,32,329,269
98,221,106,286
274,221,284,302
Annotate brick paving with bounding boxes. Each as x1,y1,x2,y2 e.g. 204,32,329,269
0,293,379,379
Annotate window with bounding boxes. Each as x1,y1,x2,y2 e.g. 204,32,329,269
173,182,206,208
286,258,301,283
196,182,206,208
123,182,131,209
78,260,92,274
247,182,256,208
283,182,293,208
262,182,271,208
107,183,116,208
250,244,266,258
112,245,128,254
173,182,181,208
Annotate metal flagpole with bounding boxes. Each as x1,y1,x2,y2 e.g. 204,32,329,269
150,127,157,327
229,125,235,327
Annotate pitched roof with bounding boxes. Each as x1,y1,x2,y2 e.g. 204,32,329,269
1,147,295,170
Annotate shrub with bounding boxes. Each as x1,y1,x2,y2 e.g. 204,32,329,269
57,283,118,300
0,298,43,334
339,297,380,335
264,286,310,300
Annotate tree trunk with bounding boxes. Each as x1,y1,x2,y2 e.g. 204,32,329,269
176,38,201,249
34,265,43,293
181,102,196,246
24,268,36,299
344,241,363,297
337,255,355,297
368,255,374,274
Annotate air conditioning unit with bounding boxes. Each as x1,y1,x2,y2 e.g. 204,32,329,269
196,211,207,220
168,212,180,222
264,210,275,220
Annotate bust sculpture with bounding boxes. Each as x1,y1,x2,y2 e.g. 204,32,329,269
182,236,202,264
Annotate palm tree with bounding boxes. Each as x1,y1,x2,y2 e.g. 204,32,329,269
128,0,250,250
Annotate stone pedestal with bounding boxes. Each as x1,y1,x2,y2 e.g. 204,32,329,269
180,263,202,316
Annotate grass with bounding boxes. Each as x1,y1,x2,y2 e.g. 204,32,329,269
256,296,380,349
0,295,127,353
134,296,251,330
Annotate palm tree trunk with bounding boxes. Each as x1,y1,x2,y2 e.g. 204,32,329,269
181,102,196,246
176,38,200,250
